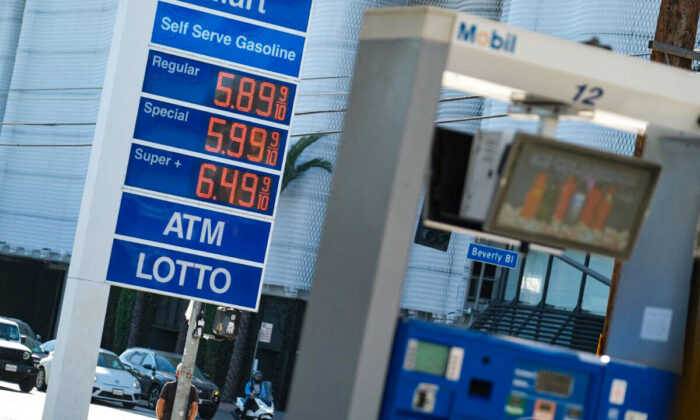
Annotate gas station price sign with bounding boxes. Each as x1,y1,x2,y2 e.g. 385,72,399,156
124,144,279,216
134,97,288,170
94,0,313,310
143,50,297,125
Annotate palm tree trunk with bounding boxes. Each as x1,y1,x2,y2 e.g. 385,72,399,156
126,291,146,348
222,311,254,401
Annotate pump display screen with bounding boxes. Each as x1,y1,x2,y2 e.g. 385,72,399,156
413,341,450,376
485,133,661,259
535,370,574,397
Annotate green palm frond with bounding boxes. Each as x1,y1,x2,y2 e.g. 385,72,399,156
282,135,332,192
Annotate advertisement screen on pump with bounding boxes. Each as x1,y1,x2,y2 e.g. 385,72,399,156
484,133,661,259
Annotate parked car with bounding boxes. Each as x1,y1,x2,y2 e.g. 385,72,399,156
39,339,56,355
0,317,38,392
20,335,47,365
37,348,141,409
120,348,220,419
7,318,41,342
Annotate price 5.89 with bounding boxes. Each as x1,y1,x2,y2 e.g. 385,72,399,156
214,71,290,122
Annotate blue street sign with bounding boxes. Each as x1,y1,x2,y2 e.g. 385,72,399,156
467,243,519,269
108,239,262,309
176,0,314,32
134,97,288,171
116,193,271,263
124,144,280,216
152,2,306,78
142,50,297,125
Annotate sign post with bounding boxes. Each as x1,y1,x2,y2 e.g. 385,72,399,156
43,0,313,418
173,301,203,420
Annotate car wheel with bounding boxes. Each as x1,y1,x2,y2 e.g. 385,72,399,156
19,377,35,393
36,368,47,391
198,409,216,420
148,384,161,410
122,402,136,409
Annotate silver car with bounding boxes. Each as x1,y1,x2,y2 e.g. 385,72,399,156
37,348,141,409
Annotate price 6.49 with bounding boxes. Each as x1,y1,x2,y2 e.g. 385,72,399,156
195,163,273,213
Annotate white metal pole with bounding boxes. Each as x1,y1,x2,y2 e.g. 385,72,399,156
173,300,202,420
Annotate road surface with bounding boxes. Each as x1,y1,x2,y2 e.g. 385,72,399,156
0,380,232,420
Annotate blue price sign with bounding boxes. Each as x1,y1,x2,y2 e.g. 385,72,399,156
134,97,288,171
108,239,262,309
467,243,519,269
176,0,314,32
152,2,306,78
104,0,312,310
143,50,297,125
124,144,279,217
116,193,271,263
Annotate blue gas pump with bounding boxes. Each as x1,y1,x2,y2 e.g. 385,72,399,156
381,320,677,420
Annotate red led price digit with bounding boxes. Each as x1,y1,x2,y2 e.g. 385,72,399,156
270,132,280,148
256,82,275,117
214,72,234,108
205,117,225,153
265,150,278,167
261,176,272,194
274,103,287,121
247,127,266,163
278,86,289,104
227,123,246,158
239,173,259,208
196,164,217,199
257,194,269,212
220,167,239,205
236,77,256,113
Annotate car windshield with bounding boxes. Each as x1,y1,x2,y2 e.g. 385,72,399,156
40,340,55,353
156,354,205,380
0,323,20,341
22,336,43,353
16,321,36,340
98,352,125,370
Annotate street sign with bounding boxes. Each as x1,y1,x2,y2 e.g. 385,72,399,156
467,243,519,269
87,0,313,311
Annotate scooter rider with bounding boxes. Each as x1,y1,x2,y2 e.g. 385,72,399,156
242,371,269,415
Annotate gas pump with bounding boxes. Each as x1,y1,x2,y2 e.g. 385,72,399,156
286,7,700,420
381,319,676,419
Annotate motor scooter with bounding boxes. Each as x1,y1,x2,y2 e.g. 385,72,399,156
232,382,274,420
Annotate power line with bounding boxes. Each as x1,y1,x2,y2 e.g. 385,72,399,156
294,96,484,116
0,97,100,101
0,87,102,93
0,143,91,147
289,113,508,137
0,112,508,144
0,122,96,127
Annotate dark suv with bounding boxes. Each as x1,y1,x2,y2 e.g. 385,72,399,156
119,348,221,419
0,317,38,392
